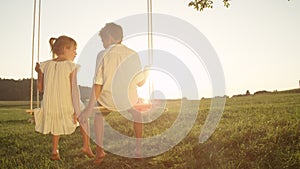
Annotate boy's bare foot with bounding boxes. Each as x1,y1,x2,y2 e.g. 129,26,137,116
134,149,143,159
81,147,95,158
94,149,106,165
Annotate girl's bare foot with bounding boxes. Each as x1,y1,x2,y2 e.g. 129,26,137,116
51,150,60,160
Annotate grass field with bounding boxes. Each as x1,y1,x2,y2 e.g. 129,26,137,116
0,93,299,169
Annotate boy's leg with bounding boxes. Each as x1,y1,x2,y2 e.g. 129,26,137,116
94,113,106,164
130,109,143,157
94,113,104,149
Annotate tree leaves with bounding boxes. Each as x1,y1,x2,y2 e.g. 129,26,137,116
188,0,230,11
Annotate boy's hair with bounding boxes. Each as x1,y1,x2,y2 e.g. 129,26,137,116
99,23,123,43
49,35,77,58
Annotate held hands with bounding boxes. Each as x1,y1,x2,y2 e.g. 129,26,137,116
79,107,93,124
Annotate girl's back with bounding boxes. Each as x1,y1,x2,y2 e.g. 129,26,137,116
36,60,78,135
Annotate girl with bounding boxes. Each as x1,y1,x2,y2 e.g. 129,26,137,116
35,36,94,160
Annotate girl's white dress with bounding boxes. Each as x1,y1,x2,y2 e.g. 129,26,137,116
34,60,79,135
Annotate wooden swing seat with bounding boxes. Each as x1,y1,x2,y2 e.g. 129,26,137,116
133,103,152,112
93,103,153,116
25,109,34,115
26,103,156,117
93,106,111,116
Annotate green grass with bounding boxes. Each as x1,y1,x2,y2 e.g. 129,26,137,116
0,93,299,168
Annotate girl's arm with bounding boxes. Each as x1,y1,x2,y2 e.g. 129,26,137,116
35,63,44,92
70,70,80,117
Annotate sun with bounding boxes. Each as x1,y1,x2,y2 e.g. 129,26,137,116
137,69,182,101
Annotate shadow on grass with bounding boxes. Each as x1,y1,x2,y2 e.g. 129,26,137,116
0,119,30,124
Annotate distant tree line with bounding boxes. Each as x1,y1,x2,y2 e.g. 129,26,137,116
0,78,37,101
1,78,299,100
0,78,91,101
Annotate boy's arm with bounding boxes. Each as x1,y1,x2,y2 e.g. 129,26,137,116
136,66,150,87
79,84,102,123
86,84,102,109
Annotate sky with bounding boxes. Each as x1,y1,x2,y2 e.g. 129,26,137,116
0,0,299,99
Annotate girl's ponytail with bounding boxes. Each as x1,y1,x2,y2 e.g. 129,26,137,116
49,37,57,59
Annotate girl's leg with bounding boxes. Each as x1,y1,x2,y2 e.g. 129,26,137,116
52,135,60,153
51,135,60,160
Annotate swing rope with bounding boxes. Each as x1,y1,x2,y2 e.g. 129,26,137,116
27,0,41,114
145,0,168,113
147,0,153,66
130,0,155,112
36,0,42,108
28,0,37,114
147,0,154,101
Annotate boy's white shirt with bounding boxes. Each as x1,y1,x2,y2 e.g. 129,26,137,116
93,44,145,111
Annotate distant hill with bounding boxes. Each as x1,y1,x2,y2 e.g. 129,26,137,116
232,88,300,98
79,85,91,102
0,78,91,101
275,88,300,94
